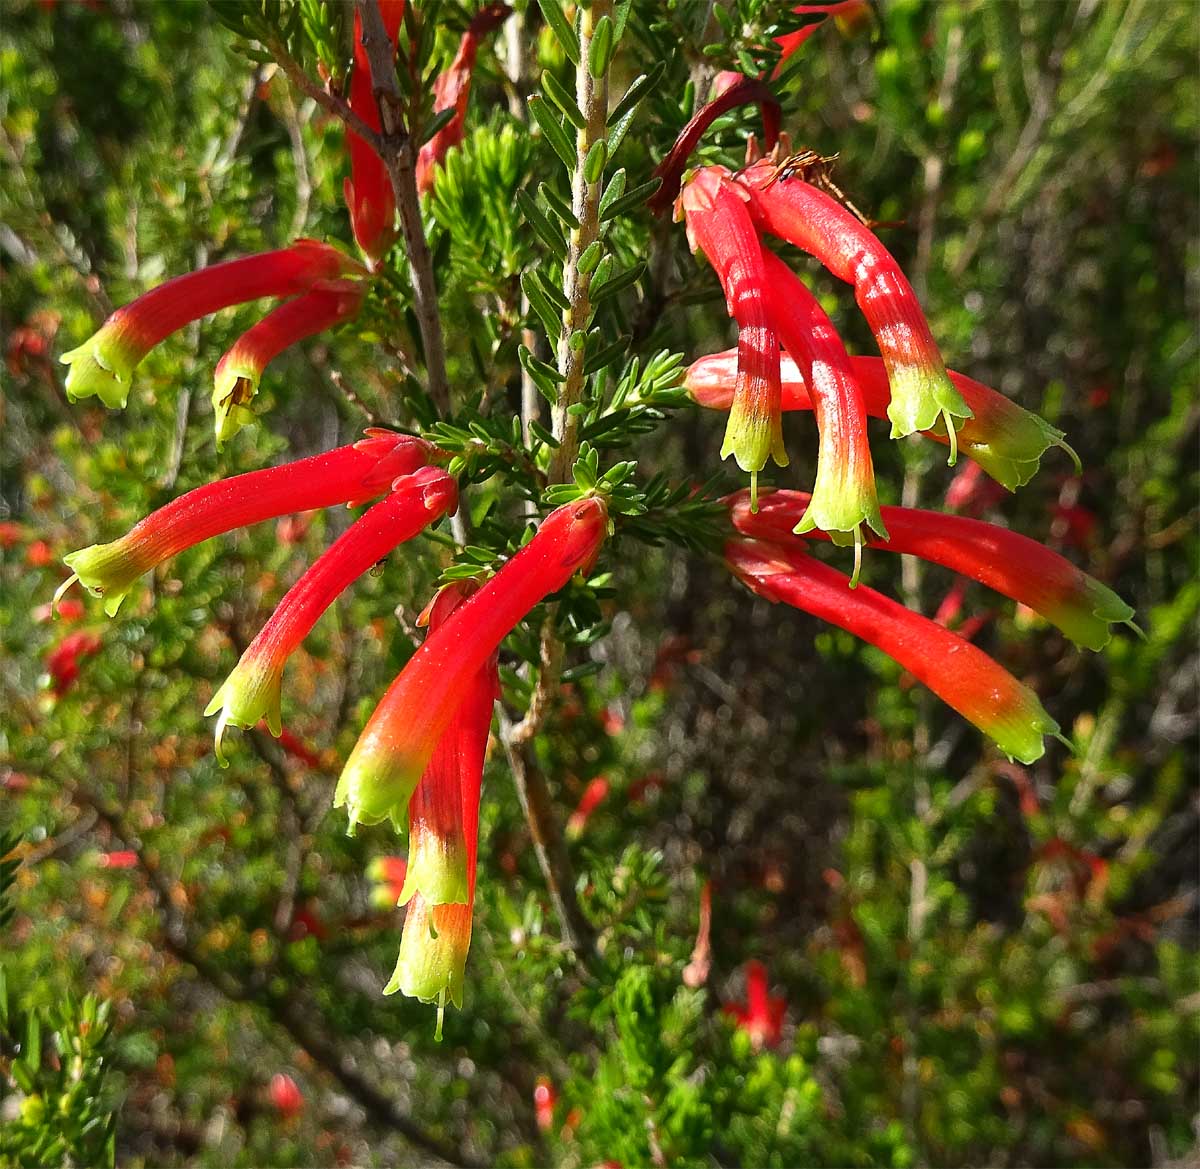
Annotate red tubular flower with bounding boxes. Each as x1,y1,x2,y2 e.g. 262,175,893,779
385,582,499,1023
729,487,1135,650
44,630,102,697
686,349,1075,491
682,879,713,989
726,537,1062,763
680,167,787,502
345,1,406,265
335,496,608,831
415,3,511,196
737,158,973,446
60,240,363,409
565,776,610,839
760,249,885,573
207,467,458,762
60,430,431,616
395,581,492,907
725,960,786,1050
774,1,872,69
212,281,365,445
648,77,781,217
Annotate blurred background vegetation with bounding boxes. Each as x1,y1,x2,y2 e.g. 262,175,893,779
1,0,1197,1166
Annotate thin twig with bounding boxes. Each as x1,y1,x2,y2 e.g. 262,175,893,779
266,40,384,149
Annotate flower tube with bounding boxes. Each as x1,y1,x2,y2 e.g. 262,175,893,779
760,249,885,573
206,466,457,762
395,581,496,907
385,582,500,1027
686,349,1075,491
60,431,432,616
725,960,787,1050
729,488,1136,650
60,240,363,408
212,281,365,445
344,0,406,264
335,495,608,831
415,3,511,196
680,167,787,503
774,2,872,71
737,158,972,445
726,537,1061,763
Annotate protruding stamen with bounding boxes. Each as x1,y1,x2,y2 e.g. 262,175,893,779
849,526,864,589
52,573,79,616
943,408,959,466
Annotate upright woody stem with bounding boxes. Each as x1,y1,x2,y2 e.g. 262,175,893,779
507,0,614,963
548,0,612,481
354,0,451,416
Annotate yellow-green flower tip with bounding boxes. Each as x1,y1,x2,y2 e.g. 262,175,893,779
60,329,138,410
211,361,261,447
62,544,144,617
886,366,973,441
398,840,469,908
204,662,283,766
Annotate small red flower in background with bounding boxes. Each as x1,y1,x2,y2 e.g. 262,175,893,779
44,631,102,697
533,1076,556,1132
416,4,512,195
368,856,408,909
566,777,609,839
725,960,786,1049
0,522,23,548
26,541,55,568
34,597,85,624
96,850,137,869
268,1072,305,1120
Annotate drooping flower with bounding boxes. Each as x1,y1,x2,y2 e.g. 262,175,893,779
212,281,365,445
685,348,1076,491
726,537,1062,763
760,249,886,575
393,581,495,908
728,487,1135,650
415,3,512,196
682,879,713,989
679,167,787,503
385,582,499,1024
60,430,431,616
60,240,363,409
206,466,458,763
737,158,973,445
335,495,608,832
725,960,787,1050
344,0,406,265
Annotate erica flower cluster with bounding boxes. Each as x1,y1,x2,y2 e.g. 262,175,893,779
667,118,1132,766
50,5,1136,1033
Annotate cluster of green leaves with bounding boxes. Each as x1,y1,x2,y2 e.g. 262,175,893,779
0,970,118,1169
